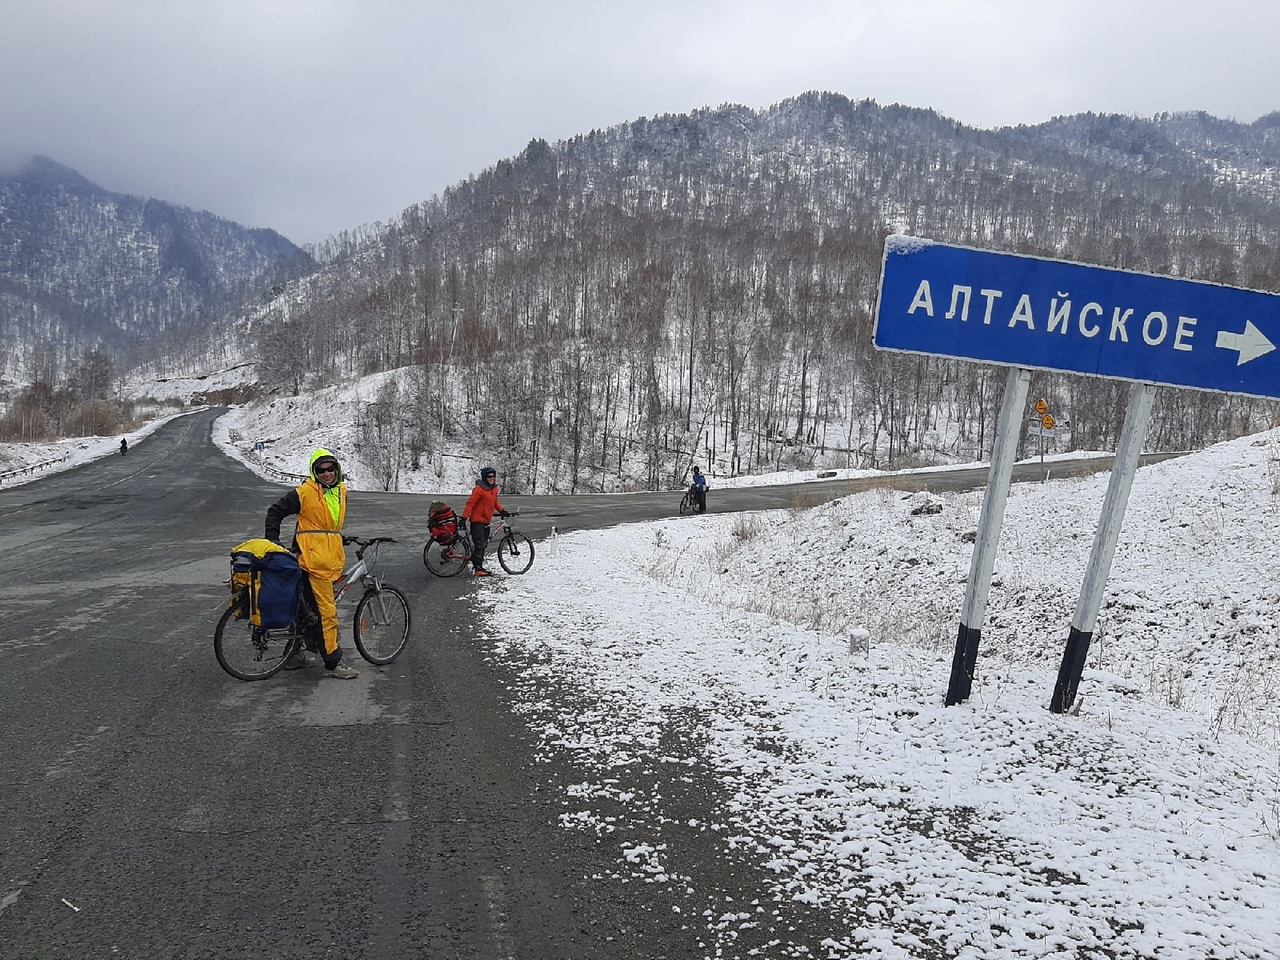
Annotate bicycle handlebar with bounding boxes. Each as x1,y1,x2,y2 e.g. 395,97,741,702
342,535,397,556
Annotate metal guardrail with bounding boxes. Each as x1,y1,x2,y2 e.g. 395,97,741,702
0,454,70,485
261,463,308,483
239,434,310,485
245,448,307,484
245,445,357,487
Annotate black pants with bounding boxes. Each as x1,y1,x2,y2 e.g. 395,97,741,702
470,519,491,570
694,487,706,512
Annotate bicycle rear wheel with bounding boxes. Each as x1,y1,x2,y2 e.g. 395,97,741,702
423,536,468,577
497,533,535,575
213,604,301,681
353,585,411,664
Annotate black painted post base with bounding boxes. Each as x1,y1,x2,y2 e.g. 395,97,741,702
945,622,982,706
1051,626,1092,714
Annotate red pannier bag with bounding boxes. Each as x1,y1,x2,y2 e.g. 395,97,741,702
428,500,459,543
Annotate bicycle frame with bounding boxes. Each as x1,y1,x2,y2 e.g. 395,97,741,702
333,538,388,601
285,538,387,618
450,515,516,554
333,555,369,601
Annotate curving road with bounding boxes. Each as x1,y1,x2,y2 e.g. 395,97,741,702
0,408,1182,958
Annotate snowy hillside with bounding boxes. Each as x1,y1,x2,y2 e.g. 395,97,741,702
475,428,1280,957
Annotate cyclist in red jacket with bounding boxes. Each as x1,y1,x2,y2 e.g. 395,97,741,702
461,465,506,576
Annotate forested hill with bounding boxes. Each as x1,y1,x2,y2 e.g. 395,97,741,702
0,156,315,381
250,95,1280,491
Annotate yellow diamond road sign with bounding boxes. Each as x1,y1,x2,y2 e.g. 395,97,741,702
1041,414,1056,430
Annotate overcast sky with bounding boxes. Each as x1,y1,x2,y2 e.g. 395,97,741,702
3,0,1277,247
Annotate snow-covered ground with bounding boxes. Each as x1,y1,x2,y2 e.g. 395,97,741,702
472,430,1280,957
7,389,1279,956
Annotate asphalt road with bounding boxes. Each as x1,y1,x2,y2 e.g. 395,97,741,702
0,408,1183,958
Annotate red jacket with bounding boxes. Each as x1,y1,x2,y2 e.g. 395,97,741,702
463,483,504,524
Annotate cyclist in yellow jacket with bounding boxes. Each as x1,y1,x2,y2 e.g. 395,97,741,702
265,448,358,678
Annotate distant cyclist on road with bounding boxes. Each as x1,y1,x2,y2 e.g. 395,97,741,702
120,437,128,455
462,465,506,577
690,465,708,513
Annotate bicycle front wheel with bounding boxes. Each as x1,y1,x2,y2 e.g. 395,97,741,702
679,492,692,515
423,536,469,577
353,585,411,664
497,533,535,575
213,605,300,681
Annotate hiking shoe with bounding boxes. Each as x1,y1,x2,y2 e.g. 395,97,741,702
473,568,492,577
282,649,314,670
324,660,359,679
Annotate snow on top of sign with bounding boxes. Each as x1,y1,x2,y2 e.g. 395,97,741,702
885,234,933,255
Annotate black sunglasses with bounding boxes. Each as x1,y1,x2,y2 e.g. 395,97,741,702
315,464,338,474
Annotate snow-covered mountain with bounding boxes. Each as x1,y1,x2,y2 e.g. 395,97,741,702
0,155,315,382
11,95,1280,490
218,95,1280,491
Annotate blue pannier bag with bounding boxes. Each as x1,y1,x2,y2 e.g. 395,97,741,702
228,539,304,628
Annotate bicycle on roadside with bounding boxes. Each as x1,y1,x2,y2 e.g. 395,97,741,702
679,483,709,514
214,535,412,681
423,511,534,577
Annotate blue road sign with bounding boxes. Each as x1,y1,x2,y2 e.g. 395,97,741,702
874,237,1280,400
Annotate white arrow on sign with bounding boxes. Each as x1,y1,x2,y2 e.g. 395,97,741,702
1215,320,1276,366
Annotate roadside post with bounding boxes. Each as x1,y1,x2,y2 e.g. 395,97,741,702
946,366,1029,705
873,236,1280,709
1050,381,1155,713
1028,399,1055,479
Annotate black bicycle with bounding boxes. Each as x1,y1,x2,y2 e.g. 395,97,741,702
423,511,535,576
215,536,411,681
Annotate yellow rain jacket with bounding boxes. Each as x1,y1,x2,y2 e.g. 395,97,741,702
294,448,347,580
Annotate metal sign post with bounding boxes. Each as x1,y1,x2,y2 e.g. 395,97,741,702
946,367,1030,705
874,237,1280,709
1029,400,1055,479
1039,413,1054,478
1050,382,1155,713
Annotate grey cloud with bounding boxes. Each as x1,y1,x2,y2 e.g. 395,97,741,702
2,0,1276,244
